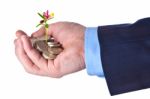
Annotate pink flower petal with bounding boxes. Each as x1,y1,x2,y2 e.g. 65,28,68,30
43,10,50,19
46,10,49,16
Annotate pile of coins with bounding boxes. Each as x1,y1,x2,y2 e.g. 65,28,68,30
31,36,63,59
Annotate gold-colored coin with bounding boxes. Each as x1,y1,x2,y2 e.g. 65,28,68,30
47,37,54,42
47,41,58,45
30,36,63,60
35,40,48,52
42,53,49,59
47,41,61,47
42,53,57,59
48,47,63,55
48,44,61,48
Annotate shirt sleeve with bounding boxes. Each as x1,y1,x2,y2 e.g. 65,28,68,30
85,27,104,77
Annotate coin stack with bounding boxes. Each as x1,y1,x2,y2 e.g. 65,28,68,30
31,36,63,59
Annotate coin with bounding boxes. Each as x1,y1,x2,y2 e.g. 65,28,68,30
48,53,57,59
47,41,61,47
47,40,62,48
30,36,63,60
48,47,63,55
35,40,48,52
47,37,54,42
48,44,61,47
47,41,59,46
42,53,50,59
30,38,38,47
31,36,51,44
42,53,57,59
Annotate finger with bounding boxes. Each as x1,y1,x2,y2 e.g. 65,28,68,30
16,30,27,38
31,26,45,37
47,23,55,36
15,38,46,75
47,55,63,78
14,38,18,44
21,35,49,71
21,35,63,77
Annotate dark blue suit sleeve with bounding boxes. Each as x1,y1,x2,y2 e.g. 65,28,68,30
98,18,150,95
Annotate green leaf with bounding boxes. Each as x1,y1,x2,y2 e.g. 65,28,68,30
45,24,49,28
37,13,45,19
36,23,41,27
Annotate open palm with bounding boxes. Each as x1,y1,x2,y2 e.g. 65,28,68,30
15,22,86,78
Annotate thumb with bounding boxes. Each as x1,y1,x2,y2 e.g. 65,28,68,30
31,23,55,38
31,26,45,37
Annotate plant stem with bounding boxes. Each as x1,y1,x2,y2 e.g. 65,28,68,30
45,27,48,42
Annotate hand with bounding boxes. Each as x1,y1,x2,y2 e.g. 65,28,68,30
14,22,86,78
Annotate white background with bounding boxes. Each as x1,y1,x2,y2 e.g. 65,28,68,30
0,0,150,99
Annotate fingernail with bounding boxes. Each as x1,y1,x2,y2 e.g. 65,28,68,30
16,30,24,34
16,30,26,38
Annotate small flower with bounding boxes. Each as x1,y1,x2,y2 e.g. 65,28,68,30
43,10,49,19
36,10,54,42
36,10,54,27
43,10,54,20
